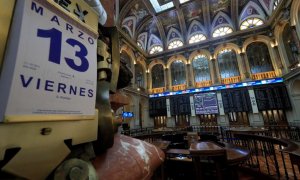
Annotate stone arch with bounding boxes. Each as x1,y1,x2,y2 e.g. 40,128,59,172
214,43,241,58
242,35,281,76
120,45,137,84
290,0,300,38
148,59,166,70
274,21,292,73
167,55,188,68
120,45,137,65
189,49,212,63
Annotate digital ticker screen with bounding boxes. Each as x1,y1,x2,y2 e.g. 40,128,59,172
194,92,219,115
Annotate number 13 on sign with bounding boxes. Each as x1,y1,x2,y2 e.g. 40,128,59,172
37,28,89,72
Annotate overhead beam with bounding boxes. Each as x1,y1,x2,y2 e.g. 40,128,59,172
119,0,140,26
142,0,167,48
174,0,188,43
231,0,239,30
203,0,211,38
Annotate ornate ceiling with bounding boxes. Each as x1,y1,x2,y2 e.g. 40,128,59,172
119,0,282,56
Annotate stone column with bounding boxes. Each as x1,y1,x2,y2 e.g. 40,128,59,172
273,46,284,73
165,68,171,91
186,63,193,88
291,26,300,57
211,59,220,84
147,71,151,94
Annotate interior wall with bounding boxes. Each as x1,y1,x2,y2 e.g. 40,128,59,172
286,77,300,126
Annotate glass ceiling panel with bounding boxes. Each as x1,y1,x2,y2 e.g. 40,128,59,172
149,0,174,13
179,0,190,4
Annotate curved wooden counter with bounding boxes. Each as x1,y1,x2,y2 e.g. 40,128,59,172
189,141,250,164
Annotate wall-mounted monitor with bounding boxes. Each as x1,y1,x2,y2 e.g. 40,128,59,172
194,92,219,115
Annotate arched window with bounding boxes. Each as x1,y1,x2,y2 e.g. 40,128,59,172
149,45,163,54
217,49,240,78
171,60,186,86
189,33,206,44
168,40,184,50
152,64,165,88
282,25,300,67
192,55,211,82
240,18,264,30
246,42,274,74
135,64,144,88
212,26,233,38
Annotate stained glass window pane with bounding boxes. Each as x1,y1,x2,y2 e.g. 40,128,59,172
192,55,211,82
240,18,264,30
217,49,240,78
149,45,163,54
152,64,165,88
189,34,206,44
213,26,233,38
246,42,274,74
171,60,186,85
168,40,184,50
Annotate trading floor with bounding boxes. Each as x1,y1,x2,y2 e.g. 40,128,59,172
0,0,300,179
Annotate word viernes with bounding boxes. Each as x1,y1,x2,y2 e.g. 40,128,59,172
20,74,94,98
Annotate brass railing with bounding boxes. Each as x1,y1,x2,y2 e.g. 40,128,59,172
221,76,241,84
251,71,276,80
151,87,166,94
195,80,212,88
172,84,187,91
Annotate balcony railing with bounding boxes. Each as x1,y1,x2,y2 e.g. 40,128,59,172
251,71,276,80
195,80,212,88
172,84,187,91
151,87,166,94
221,76,241,84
